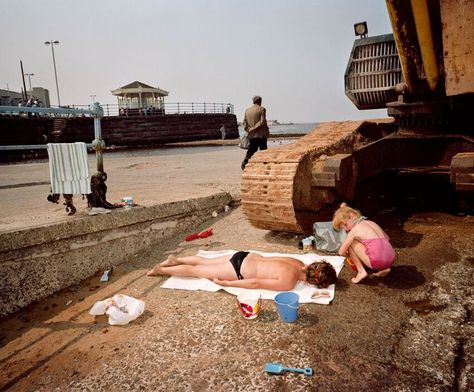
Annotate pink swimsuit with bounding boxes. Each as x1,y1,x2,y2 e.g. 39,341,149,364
360,238,395,270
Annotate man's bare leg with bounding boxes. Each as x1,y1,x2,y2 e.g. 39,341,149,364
147,255,183,275
160,255,180,267
147,263,166,276
148,254,232,275
147,262,236,280
147,264,199,277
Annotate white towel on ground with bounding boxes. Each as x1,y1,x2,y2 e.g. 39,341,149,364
161,250,345,304
47,142,91,194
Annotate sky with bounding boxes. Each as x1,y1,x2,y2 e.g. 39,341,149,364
2,0,393,123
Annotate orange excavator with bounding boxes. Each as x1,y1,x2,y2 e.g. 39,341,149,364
241,0,474,234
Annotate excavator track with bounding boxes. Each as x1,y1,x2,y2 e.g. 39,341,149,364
241,119,395,234
241,1,474,235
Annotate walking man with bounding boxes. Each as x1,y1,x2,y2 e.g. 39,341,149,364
241,95,270,170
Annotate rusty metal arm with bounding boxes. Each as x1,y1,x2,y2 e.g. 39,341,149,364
410,0,439,92
385,0,419,94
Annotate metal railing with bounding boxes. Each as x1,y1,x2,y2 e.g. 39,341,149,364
0,105,94,118
69,102,234,117
0,102,234,118
0,104,106,174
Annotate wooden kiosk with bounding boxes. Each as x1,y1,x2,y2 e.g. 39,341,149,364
111,81,169,116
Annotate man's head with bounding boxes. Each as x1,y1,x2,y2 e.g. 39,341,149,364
252,96,262,105
306,261,337,288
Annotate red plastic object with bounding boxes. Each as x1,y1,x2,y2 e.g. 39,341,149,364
185,228,213,242
346,257,357,271
197,228,213,239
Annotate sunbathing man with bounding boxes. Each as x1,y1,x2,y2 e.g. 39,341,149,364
147,252,337,291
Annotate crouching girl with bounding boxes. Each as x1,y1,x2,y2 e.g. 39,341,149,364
333,203,395,283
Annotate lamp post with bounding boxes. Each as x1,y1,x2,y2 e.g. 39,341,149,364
24,73,34,99
44,40,61,107
90,94,96,103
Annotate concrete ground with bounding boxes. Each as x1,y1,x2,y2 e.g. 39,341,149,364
0,141,473,391
0,143,244,233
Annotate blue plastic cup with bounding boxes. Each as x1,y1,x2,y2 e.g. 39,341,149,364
274,292,300,323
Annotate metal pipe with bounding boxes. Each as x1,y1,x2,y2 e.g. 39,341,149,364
20,61,28,102
91,102,105,173
385,0,418,94
25,73,35,98
45,40,61,106
410,0,439,91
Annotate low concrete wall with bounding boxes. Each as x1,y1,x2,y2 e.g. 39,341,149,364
0,192,232,317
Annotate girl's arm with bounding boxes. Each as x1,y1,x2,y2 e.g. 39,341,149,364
213,277,294,291
338,231,356,256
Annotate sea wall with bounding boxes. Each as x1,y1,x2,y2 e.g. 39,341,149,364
0,117,52,145
0,192,232,317
0,113,239,147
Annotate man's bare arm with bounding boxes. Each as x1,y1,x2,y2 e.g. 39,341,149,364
213,277,294,291
242,114,249,132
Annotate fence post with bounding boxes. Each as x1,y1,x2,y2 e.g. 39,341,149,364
204,102,206,113
91,102,105,173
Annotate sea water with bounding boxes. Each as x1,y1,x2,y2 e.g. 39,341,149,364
238,123,318,137
111,123,319,158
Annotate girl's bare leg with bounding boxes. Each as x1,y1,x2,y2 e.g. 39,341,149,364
349,241,391,279
373,268,391,277
348,241,371,284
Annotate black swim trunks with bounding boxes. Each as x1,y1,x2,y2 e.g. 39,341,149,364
229,251,249,280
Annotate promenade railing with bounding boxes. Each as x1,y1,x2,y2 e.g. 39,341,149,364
0,104,105,167
0,102,234,118
68,102,234,117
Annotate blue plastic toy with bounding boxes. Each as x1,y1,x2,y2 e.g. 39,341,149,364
264,362,313,376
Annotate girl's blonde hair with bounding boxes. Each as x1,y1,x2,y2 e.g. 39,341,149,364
332,202,361,230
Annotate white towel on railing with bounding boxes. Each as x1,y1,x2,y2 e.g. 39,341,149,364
47,142,91,194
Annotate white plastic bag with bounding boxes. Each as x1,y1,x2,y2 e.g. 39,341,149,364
239,133,250,149
89,294,145,325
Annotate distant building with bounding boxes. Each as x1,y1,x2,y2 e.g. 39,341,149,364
30,87,50,107
0,87,50,107
0,89,23,106
111,81,169,115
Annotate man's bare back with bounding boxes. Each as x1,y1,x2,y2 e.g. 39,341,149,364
240,253,305,282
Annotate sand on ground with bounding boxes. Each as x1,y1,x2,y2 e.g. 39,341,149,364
0,144,473,391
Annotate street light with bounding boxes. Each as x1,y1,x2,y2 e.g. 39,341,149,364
24,73,34,99
90,94,96,103
44,40,61,107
